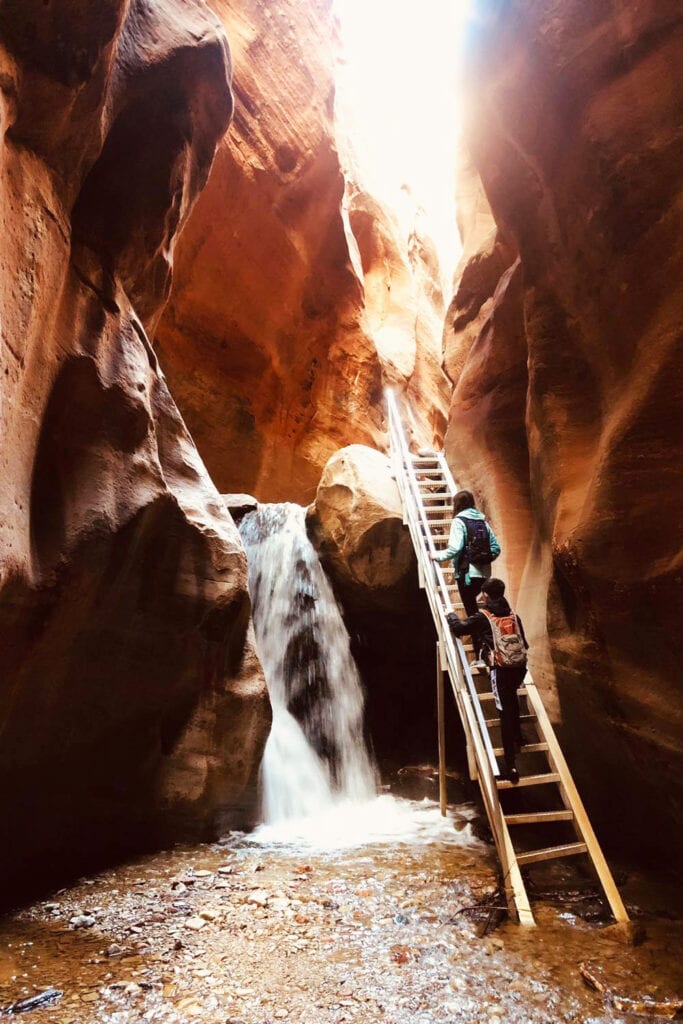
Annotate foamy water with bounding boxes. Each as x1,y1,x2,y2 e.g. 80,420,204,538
246,794,482,851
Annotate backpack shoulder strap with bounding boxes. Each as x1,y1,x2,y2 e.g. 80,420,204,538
457,514,475,535
479,608,499,649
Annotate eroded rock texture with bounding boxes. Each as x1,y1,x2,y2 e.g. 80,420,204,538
446,1,683,861
156,0,450,503
0,0,269,896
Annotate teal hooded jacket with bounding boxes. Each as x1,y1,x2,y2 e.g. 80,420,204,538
433,507,501,582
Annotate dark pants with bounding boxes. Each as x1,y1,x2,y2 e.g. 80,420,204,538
457,576,484,616
457,577,484,655
492,665,527,768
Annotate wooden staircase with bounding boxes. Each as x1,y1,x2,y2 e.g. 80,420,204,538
387,391,628,926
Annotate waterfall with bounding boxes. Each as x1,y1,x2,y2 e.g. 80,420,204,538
239,503,377,824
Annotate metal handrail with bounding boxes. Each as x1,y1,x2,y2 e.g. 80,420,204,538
386,389,500,779
386,388,533,921
387,389,627,928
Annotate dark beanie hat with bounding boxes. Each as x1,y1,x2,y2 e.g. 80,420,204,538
481,577,505,600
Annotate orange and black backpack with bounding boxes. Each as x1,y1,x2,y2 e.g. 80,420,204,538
481,609,527,667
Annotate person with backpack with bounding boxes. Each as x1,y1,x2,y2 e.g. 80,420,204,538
446,577,528,783
430,489,501,664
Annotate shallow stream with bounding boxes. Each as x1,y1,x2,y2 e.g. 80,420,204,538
0,792,680,1024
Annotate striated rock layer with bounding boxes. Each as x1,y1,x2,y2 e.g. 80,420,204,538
0,0,270,897
445,1,683,862
156,0,450,503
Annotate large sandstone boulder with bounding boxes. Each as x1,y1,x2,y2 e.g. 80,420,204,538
0,0,270,897
155,0,450,503
445,1,683,862
306,445,415,610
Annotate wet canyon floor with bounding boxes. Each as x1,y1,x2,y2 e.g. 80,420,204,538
0,796,681,1024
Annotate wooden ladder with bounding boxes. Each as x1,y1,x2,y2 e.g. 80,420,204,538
386,391,628,926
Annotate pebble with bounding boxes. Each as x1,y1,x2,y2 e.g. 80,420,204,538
184,917,206,931
247,890,270,906
69,914,96,928
199,909,220,922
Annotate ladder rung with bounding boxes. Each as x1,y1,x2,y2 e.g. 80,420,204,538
505,810,574,825
497,772,560,790
516,842,587,866
493,742,548,756
479,688,528,701
415,470,445,477
484,713,536,726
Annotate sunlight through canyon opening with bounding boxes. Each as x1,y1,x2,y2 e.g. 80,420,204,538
333,0,471,288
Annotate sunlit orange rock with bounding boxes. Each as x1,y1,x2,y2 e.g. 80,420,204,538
446,2,683,859
156,0,450,503
0,0,269,896
306,444,415,610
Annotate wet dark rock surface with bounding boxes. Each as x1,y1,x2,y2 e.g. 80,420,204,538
0,804,679,1023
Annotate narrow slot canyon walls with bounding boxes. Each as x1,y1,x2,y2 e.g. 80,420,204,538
446,1,683,861
156,0,451,503
0,0,270,898
4,0,678,900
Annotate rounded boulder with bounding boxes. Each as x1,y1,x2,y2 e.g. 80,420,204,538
306,445,416,611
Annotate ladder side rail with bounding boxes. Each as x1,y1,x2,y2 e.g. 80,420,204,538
443,630,500,778
386,395,453,613
441,666,534,926
386,394,534,924
388,415,412,526
436,451,459,495
523,680,629,923
397,502,510,883
392,448,501,780
389,440,522,913
386,393,499,776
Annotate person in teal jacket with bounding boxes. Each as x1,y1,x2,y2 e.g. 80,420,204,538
430,489,501,661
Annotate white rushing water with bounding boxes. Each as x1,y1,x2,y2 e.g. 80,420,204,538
247,794,482,852
239,504,378,824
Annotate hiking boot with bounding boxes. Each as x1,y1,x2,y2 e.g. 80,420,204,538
503,766,520,785
470,659,488,671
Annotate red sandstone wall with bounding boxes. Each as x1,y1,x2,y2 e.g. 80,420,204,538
445,1,683,860
0,0,270,894
156,0,450,503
